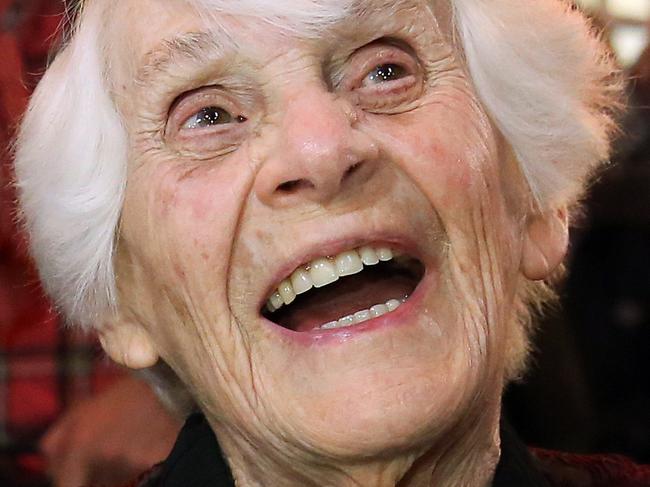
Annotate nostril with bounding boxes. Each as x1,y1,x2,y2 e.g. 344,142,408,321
276,179,315,194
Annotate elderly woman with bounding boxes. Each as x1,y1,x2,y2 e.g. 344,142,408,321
13,0,641,486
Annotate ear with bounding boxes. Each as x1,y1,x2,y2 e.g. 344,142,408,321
521,207,569,281
98,318,159,369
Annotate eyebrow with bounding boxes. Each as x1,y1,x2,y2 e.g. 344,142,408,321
135,29,239,86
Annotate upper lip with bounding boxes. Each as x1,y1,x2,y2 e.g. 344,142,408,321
257,229,431,312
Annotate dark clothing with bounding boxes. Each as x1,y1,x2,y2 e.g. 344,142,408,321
137,413,234,487
127,413,650,487
493,420,551,486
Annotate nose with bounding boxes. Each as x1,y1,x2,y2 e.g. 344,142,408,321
254,87,378,208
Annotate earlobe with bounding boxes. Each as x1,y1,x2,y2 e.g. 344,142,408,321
99,319,159,369
521,207,569,281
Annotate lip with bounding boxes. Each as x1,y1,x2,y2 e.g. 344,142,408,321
261,266,434,345
256,232,431,312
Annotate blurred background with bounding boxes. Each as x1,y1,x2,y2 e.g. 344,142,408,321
504,0,650,468
581,0,650,66
0,0,648,486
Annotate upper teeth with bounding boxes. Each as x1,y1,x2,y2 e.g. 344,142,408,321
266,246,395,312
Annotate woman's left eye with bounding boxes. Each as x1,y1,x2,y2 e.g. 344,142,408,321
182,106,246,130
363,64,408,86
340,42,423,112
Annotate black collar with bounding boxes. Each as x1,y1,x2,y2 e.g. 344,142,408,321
492,418,551,487
147,413,550,487
148,413,234,487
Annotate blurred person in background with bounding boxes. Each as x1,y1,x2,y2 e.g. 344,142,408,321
0,2,180,486
563,42,650,462
505,27,650,465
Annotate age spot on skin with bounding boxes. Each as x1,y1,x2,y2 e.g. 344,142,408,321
173,262,186,279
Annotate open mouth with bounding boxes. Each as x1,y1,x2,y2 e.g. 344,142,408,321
261,245,425,333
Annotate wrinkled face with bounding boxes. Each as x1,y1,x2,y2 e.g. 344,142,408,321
109,0,531,467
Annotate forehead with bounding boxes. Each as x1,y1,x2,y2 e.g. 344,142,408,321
106,0,442,77
110,0,426,31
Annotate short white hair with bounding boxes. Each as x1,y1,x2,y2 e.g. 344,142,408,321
14,0,620,328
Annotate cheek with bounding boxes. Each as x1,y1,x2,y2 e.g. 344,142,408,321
371,94,495,214
370,90,522,342
125,152,256,285
160,165,241,226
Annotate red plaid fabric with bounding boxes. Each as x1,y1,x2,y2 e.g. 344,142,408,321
0,1,122,484
532,448,650,487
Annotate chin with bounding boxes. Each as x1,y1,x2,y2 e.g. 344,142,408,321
267,345,489,460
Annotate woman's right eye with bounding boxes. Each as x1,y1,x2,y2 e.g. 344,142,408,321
165,85,252,149
182,106,247,130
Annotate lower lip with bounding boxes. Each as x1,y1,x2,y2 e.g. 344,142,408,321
262,271,434,346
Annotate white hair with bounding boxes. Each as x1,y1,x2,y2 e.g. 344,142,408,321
453,0,618,206
14,0,126,327
14,0,620,328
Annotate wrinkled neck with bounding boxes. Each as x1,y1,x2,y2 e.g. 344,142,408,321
209,404,502,487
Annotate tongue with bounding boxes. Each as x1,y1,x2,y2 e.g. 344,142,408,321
272,267,416,332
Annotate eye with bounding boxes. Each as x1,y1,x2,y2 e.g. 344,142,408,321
182,106,247,130
338,41,424,113
363,63,408,87
165,86,253,154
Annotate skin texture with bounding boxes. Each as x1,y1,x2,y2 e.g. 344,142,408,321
96,0,569,485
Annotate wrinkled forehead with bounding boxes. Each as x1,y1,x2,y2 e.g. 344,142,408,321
110,0,431,32
104,0,422,40
181,0,451,35
99,0,447,83
95,0,450,93
186,0,353,31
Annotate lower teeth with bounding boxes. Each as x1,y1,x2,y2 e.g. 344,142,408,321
317,296,407,330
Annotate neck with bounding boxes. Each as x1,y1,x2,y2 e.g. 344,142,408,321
209,405,502,487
